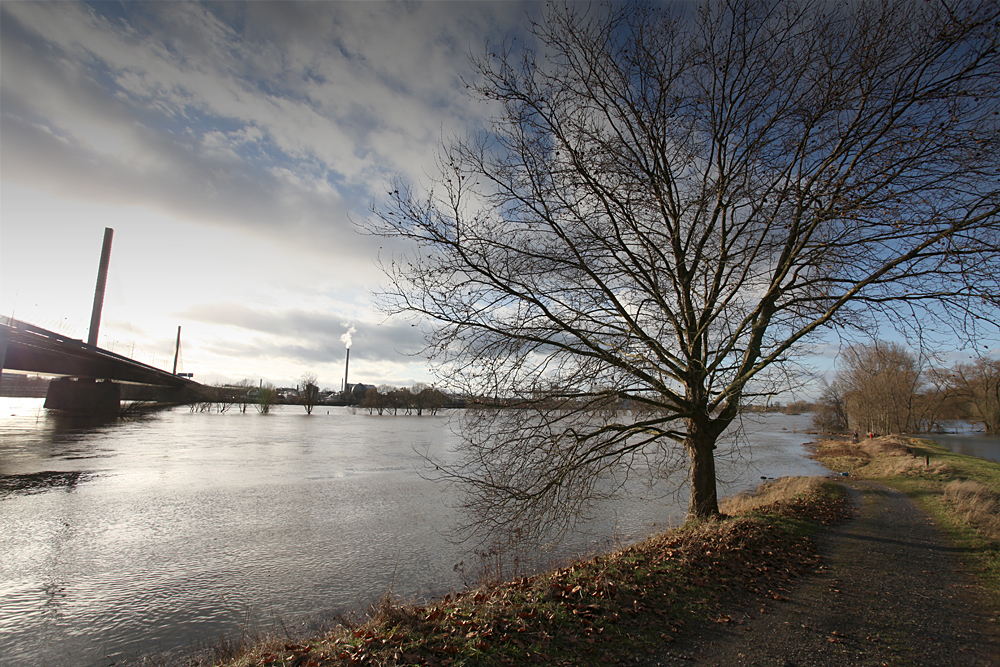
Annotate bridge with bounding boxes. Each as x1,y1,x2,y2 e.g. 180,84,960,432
0,228,208,415
0,315,207,413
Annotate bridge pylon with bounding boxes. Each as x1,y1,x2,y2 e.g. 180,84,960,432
45,377,121,415
42,228,122,416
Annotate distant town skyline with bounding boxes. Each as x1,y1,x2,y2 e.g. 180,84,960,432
1,1,535,389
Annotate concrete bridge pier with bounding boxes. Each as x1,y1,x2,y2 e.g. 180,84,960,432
44,377,121,416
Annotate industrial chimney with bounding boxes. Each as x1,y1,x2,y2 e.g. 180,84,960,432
343,348,350,397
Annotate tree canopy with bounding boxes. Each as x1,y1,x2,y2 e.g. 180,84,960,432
367,0,1000,538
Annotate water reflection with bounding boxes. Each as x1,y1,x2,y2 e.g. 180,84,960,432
0,470,96,498
923,431,1000,464
0,400,829,667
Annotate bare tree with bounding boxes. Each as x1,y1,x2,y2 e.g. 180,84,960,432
367,0,1000,537
361,386,387,415
909,366,956,433
949,358,1000,432
410,383,432,416
812,380,849,434
839,341,923,434
422,386,448,416
395,387,414,414
299,372,320,415
211,383,236,414
410,383,448,416
233,378,255,414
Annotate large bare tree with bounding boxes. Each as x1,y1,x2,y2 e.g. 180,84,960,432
838,341,923,435
367,0,1000,536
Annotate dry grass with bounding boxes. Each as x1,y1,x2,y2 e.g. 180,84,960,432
868,455,952,477
859,435,912,458
812,436,952,479
942,479,1000,541
721,476,826,516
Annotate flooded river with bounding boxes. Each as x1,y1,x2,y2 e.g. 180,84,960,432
0,399,829,666
923,429,1000,464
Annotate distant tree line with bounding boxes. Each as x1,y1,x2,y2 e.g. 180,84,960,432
190,379,279,414
359,383,450,416
812,342,1000,435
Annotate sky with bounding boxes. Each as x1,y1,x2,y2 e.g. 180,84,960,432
1,0,538,390
2,1,995,397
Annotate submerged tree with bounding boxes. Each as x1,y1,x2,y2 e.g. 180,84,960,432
299,372,320,415
233,378,256,414
255,382,278,415
949,358,1000,433
367,0,1000,538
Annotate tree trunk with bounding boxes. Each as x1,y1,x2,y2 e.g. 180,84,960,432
686,431,720,519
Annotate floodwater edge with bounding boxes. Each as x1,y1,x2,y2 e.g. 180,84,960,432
131,476,855,667
154,437,1000,667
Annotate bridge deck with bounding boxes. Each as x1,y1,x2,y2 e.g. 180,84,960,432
1,316,200,389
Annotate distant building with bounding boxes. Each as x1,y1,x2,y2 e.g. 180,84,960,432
348,383,375,400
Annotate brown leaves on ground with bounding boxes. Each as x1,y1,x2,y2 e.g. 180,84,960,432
228,480,853,667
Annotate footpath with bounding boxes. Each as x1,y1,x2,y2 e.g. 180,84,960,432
645,481,1000,666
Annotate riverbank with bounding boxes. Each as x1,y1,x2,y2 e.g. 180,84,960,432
666,479,1000,665
159,477,853,667
162,436,1000,667
664,436,1000,666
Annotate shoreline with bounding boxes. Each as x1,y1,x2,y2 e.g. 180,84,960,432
137,435,1000,667
137,477,855,667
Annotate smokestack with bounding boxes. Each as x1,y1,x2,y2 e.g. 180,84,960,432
343,348,350,395
88,227,114,347
340,324,355,398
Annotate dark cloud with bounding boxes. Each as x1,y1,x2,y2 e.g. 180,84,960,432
0,0,543,271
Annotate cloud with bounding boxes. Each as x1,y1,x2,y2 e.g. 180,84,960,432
0,0,536,384
176,302,426,363
0,2,526,246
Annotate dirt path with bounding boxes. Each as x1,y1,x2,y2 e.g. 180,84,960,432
646,481,1000,666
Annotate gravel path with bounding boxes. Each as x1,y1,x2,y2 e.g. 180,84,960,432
646,481,1000,666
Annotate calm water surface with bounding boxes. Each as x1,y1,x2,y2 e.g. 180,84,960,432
922,424,1000,463
0,399,827,666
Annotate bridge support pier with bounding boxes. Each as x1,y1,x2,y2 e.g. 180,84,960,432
0,325,9,386
45,377,121,416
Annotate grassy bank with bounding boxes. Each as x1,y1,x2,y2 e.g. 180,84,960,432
171,478,851,667
812,435,1000,604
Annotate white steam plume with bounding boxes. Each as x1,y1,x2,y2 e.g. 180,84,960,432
340,324,356,349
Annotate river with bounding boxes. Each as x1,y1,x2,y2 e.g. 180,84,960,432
0,399,830,666
921,424,1000,464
